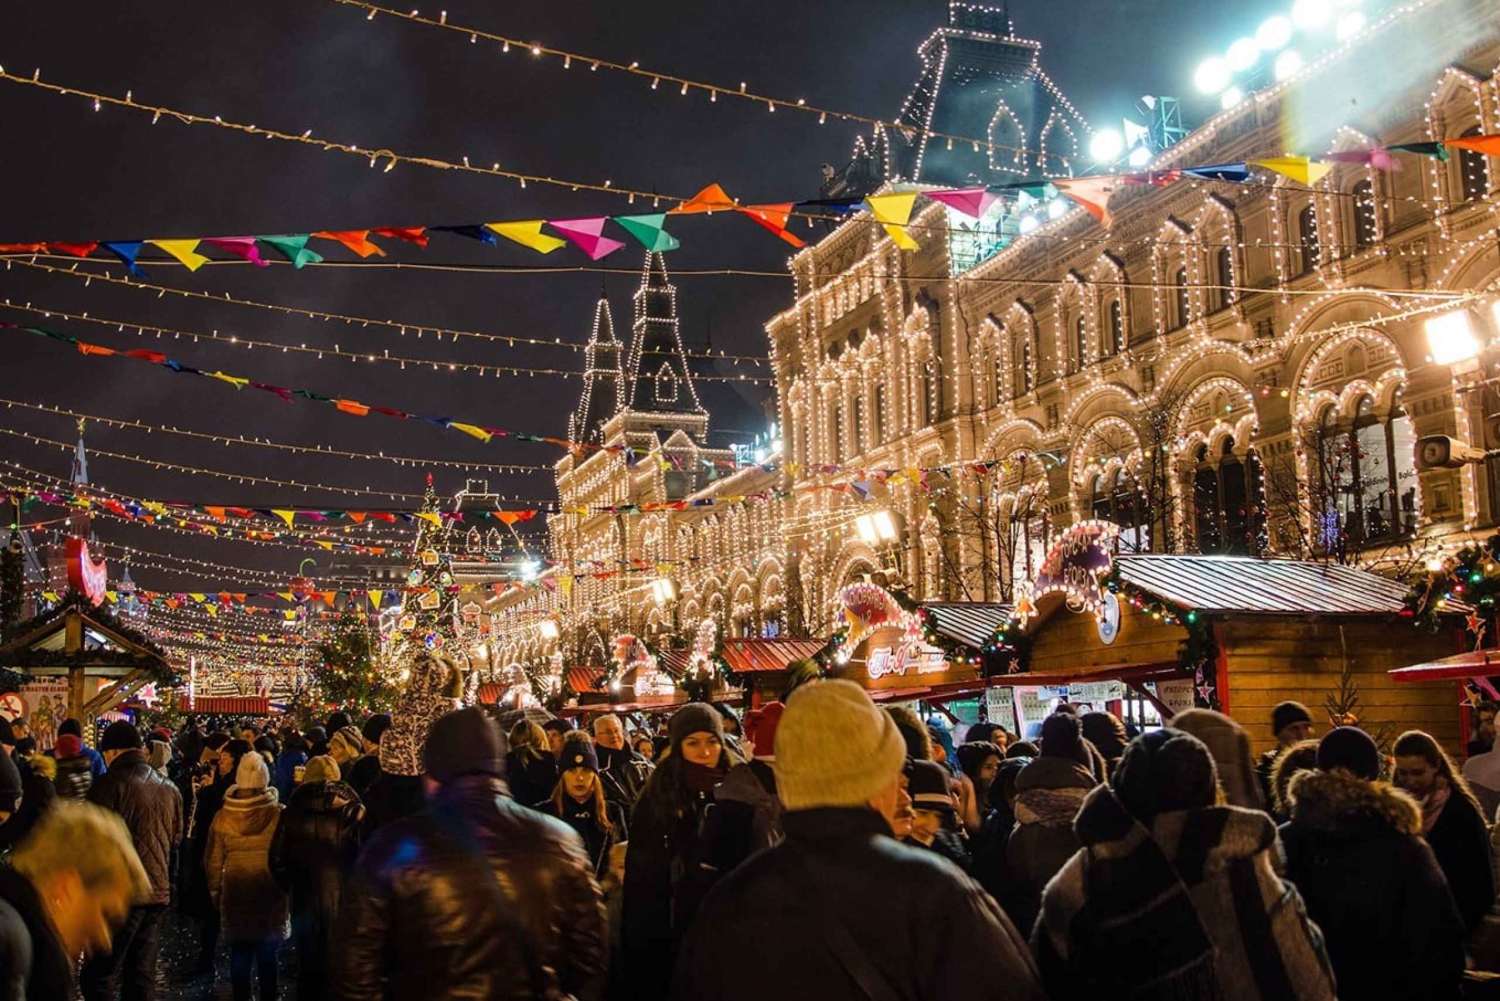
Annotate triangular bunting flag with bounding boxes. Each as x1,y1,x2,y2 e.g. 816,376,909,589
1180,163,1250,183
924,187,997,219
149,239,210,271
347,511,367,524
612,214,681,252
203,236,268,266
49,243,98,258
313,230,386,258
102,241,147,276
369,589,384,610
1321,149,1401,171
864,192,921,250
450,422,492,443
1251,156,1333,186
335,399,370,416
1444,133,1500,156
272,509,296,527
432,224,498,244
548,218,626,260
372,226,429,247
485,220,567,254
1389,141,1449,161
260,235,324,269
670,183,737,215
737,203,805,247
416,512,442,527
1052,176,1120,228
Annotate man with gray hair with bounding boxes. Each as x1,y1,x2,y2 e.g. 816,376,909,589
592,713,651,811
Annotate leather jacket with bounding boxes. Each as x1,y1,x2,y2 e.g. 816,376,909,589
337,774,607,1001
596,744,651,810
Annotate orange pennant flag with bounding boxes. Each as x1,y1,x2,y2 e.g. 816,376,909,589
738,203,805,247
496,511,521,526
314,230,387,258
670,183,737,215
1445,133,1500,156
347,512,367,524
204,506,226,521
77,342,117,357
319,591,337,606
336,399,371,417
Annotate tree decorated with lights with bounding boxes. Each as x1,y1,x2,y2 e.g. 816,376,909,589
313,606,396,717
386,477,460,665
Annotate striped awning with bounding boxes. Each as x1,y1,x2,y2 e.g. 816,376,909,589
721,638,829,674
921,602,1013,649
182,695,270,716
1115,554,1440,615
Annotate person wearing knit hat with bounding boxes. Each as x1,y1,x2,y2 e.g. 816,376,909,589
205,749,288,1001
346,713,392,799
268,751,364,999
1256,700,1316,805
742,701,784,762
537,731,625,880
902,759,972,872
1280,726,1465,1001
698,702,787,897
1033,729,1337,1001
622,702,734,998
327,726,365,768
52,732,92,800
1171,708,1264,810
673,679,1048,1001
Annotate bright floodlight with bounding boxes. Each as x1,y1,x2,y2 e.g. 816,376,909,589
856,510,898,545
1194,56,1231,94
1221,86,1245,110
1127,145,1152,168
1335,11,1365,37
1226,37,1260,71
651,578,677,604
1492,299,1500,332
1425,310,1481,366
1256,15,1294,49
1274,49,1304,80
1292,0,1334,29
538,618,560,640
1089,129,1124,162
1019,215,1041,234
1048,198,1069,219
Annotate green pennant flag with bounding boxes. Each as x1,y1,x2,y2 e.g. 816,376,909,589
259,235,324,269
1389,141,1449,161
612,214,681,252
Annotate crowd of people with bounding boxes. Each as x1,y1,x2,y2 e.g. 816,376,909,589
1,660,1499,1000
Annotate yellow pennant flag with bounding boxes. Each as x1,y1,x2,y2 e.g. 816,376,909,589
189,593,206,602
207,371,250,390
486,220,567,254
42,591,59,602
1252,156,1333,186
368,589,384,611
283,610,297,621
204,605,218,617
416,512,443,527
149,239,210,272
865,192,922,250
276,592,294,602
450,422,493,443
105,590,118,603
316,540,335,551
558,576,574,599
272,509,296,527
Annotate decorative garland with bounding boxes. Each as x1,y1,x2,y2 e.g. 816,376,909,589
5,591,181,685
1405,533,1498,636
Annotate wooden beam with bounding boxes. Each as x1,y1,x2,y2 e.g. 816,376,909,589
81,668,147,719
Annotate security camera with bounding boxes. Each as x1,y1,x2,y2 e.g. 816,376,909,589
1416,435,1493,470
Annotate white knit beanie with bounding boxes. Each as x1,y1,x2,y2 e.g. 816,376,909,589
236,751,270,791
773,679,906,811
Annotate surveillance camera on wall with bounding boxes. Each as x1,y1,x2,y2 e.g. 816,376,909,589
1416,435,1493,470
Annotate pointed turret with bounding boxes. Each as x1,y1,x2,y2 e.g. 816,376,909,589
568,295,627,446
626,253,703,416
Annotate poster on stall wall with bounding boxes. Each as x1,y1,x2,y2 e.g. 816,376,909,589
984,687,1017,736
1012,687,1055,738
1155,678,1196,720
15,680,70,752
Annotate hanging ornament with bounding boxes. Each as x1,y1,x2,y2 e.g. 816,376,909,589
419,590,442,611
421,549,441,566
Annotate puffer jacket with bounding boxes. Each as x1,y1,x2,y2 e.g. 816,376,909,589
205,787,289,943
671,807,1048,1001
269,780,363,932
1280,768,1466,1001
337,773,607,1001
1034,785,1335,1001
88,748,183,905
1005,755,1096,933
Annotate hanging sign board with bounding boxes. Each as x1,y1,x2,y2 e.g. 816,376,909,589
1015,520,1119,625
1156,678,1197,718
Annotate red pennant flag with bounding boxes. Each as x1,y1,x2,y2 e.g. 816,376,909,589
335,399,371,416
49,242,98,257
372,226,429,247
124,349,167,364
737,203,805,247
370,513,397,523
0,243,46,254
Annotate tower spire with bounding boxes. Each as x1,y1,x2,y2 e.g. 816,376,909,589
626,252,704,416
568,291,626,446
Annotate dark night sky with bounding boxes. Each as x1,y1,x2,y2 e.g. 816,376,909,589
0,0,1264,593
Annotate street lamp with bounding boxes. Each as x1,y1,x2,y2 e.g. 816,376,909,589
855,510,898,546
651,578,677,605
537,618,560,641
1425,310,1481,367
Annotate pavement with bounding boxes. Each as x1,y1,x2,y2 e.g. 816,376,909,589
144,911,301,1001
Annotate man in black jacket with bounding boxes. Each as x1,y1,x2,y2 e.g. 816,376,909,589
337,708,607,1001
672,680,1048,1001
591,713,651,810
81,721,183,1001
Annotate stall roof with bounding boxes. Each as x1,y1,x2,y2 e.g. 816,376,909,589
1390,649,1500,683
721,638,828,674
567,667,605,694
922,603,1013,649
1116,555,1419,616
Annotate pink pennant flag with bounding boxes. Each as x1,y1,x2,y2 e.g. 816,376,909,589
548,218,625,260
1321,149,1402,172
203,237,268,267
924,187,997,219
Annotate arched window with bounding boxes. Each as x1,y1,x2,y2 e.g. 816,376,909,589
1173,268,1190,329
831,400,843,461
1460,126,1490,202
1318,397,1418,550
1192,443,1224,554
1297,204,1319,273
1215,246,1235,309
1090,474,1111,522
1107,300,1125,356
1016,338,1033,397
1074,315,1088,370
1352,180,1378,246
1112,468,1148,553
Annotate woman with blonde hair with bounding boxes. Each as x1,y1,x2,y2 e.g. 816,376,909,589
1393,729,1495,934
504,719,558,807
537,732,627,878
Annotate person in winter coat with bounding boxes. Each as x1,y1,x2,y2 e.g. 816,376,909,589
671,680,1048,1001
956,740,1004,809
695,700,785,879
271,733,307,802
904,759,971,871
1269,739,1319,823
1079,711,1129,778
592,713,653,811
337,708,607,1001
1006,713,1099,933
623,702,736,999
53,733,94,800
327,726,364,772
0,801,151,1001
268,755,363,1000
345,714,389,799
971,755,1030,904
537,733,627,879
361,654,462,839
183,734,239,972
505,720,559,807
1034,727,1337,1001
205,753,288,1001
0,720,55,852
81,721,183,1001
1171,708,1264,810
56,717,106,781
1392,729,1495,935
1280,726,1466,1001
1256,700,1315,807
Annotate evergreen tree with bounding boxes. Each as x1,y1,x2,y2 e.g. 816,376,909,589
0,535,25,643
315,607,394,715
388,477,459,664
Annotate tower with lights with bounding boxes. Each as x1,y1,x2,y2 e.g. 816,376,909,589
568,293,628,448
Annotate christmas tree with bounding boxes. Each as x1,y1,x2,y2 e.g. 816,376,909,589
386,476,460,665
314,606,395,716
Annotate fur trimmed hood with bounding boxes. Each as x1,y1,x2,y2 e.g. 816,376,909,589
1287,768,1421,838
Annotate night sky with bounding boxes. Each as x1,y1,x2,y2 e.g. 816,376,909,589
1,0,1263,594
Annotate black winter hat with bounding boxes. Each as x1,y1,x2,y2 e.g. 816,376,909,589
325,711,353,734
58,717,83,738
423,708,506,783
1006,740,1039,759
955,741,1003,783
558,733,599,774
905,759,955,813
100,720,143,752
669,703,724,749
1112,727,1218,824
1272,701,1313,736
1317,726,1380,780
1040,713,1085,762
362,713,392,744
1080,712,1129,762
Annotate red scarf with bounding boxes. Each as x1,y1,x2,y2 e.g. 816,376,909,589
684,759,727,796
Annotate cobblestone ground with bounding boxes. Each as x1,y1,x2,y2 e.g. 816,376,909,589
132,911,300,1001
